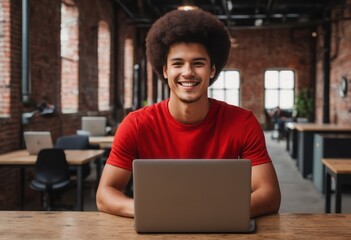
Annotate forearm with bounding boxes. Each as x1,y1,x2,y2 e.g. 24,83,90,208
96,186,134,218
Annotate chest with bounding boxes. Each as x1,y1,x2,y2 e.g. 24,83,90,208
137,122,242,158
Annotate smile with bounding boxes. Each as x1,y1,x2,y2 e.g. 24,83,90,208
178,82,199,87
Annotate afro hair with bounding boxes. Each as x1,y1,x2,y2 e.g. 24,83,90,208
145,9,231,86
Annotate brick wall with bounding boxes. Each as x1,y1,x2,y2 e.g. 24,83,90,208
227,28,315,123
0,0,22,209
315,0,351,125
0,0,115,210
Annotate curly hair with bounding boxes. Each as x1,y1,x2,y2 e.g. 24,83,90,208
145,9,231,86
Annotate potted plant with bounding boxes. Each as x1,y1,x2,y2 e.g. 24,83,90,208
293,88,314,122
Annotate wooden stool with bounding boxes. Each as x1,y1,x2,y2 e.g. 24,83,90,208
322,159,351,213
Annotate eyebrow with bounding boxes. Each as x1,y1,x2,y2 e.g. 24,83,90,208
169,57,209,62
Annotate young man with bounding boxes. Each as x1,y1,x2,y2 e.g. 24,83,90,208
96,9,281,218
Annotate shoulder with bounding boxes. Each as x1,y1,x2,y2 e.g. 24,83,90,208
125,100,168,124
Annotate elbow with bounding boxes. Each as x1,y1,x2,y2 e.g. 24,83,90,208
96,191,103,212
269,189,281,214
95,187,106,213
251,187,281,218
270,198,281,214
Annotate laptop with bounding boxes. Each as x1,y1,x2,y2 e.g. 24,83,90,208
81,116,106,136
133,159,255,233
23,131,54,155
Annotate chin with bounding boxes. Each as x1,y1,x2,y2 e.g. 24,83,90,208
178,95,202,104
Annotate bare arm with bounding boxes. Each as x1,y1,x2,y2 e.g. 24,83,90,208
96,164,134,218
250,162,281,218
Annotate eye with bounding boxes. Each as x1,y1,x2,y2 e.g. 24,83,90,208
193,61,205,67
171,61,183,67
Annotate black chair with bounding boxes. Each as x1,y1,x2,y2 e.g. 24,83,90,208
30,148,72,210
55,134,91,179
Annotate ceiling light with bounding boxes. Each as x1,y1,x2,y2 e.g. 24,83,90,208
177,5,199,11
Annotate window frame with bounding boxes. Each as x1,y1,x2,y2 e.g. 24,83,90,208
264,69,295,110
208,69,241,106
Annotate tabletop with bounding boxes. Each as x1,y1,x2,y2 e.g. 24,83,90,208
293,123,351,132
89,136,114,148
0,149,104,165
0,211,350,239
322,159,351,174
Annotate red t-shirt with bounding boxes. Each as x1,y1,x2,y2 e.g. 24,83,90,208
107,98,271,171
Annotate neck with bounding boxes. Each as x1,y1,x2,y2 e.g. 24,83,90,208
168,96,211,124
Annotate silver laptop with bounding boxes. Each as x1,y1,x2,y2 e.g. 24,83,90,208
133,159,254,233
23,131,54,155
81,116,106,136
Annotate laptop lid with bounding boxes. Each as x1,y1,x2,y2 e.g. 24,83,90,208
23,131,53,155
81,116,106,136
133,159,253,233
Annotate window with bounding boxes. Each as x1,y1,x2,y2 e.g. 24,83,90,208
0,3,10,117
264,70,295,109
60,1,79,113
98,21,111,111
208,70,240,106
124,38,134,109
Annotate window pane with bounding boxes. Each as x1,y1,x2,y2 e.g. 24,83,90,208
264,70,295,110
265,71,279,88
61,2,79,113
124,38,134,108
224,71,239,88
279,90,294,109
209,70,240,106
212,72,224,89
280,70,294,89
98,21,111,111
212,89,225,101
265,90,278,109
226,90,239,106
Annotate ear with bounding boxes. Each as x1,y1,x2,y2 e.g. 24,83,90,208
210,65,216,78
163,65,168,79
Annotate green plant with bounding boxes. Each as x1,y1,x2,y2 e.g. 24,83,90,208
293,88,314,121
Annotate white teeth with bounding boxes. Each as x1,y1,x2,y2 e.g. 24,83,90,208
180,82,197,87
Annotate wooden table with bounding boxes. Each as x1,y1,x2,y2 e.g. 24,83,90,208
322,159,351,213
0,212,350,239
294,123,351,178
89,136,114,149
0,149,104,211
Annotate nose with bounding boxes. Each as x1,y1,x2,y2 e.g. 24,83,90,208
182,63,195,78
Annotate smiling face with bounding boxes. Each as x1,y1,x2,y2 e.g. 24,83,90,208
163,42,216,104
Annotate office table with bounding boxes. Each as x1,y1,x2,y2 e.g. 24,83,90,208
294,123,351,178
0,149,104,211
89,136,114,149
323,159,351,213
0,211,350,239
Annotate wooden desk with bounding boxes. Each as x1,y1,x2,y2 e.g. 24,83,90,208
294,123,351,178
0,149,104,211
89,136,114,149
322,159,351,213
0,212,350,239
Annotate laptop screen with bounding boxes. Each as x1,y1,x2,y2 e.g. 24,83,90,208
23,131,53,155
81,116,106,136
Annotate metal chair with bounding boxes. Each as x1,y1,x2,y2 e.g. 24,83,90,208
29,148,72,210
